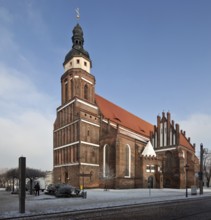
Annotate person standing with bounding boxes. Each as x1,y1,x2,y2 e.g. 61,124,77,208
34,182,40,196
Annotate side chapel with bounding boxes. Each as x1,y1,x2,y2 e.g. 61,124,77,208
53,22,199,189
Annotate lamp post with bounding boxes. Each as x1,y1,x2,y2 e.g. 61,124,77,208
200,143,204,195
184,164,189,197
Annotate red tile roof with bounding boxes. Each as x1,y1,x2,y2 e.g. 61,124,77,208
180,133,195,152
95,94,153,137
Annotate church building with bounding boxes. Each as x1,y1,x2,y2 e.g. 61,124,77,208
53,22,199,189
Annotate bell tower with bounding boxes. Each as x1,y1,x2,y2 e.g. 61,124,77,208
53,20,100,188
61,23,95,105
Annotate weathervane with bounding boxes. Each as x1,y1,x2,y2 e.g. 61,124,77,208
75,8,80,21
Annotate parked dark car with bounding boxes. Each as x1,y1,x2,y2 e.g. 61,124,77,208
45,183,80,197
45,184,57,195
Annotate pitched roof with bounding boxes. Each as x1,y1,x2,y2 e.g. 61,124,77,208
180,133,195,152
95,94,153,137
142,141,156,157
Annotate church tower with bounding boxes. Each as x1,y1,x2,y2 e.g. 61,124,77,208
53,22,100,188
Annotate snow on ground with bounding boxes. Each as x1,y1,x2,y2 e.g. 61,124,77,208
0,188,211,219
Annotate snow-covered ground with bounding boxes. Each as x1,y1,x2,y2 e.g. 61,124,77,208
0,187,211,219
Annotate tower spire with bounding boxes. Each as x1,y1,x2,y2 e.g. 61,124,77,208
63,12,92,72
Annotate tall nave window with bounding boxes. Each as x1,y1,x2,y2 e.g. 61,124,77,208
103,144,109,177
125,144,131,177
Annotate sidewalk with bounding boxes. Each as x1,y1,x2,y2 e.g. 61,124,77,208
0,187,211,219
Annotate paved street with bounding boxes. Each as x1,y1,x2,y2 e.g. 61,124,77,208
37,197,211,220
0,188,211,219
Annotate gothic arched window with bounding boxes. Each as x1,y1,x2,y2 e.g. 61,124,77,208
103,144,109,177
64,79,68,102
84,84,88,100
125,144,131,177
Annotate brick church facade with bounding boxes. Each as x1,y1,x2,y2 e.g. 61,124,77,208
53,23,199,189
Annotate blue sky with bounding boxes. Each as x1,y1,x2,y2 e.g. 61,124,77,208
0,0,211,170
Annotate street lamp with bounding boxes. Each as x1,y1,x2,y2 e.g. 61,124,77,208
184,164,189,197
200,143,204,195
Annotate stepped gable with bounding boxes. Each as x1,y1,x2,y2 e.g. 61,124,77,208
95,94,153,137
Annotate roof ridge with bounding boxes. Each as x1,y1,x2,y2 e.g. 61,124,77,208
95,93,153,127
95,94,154,137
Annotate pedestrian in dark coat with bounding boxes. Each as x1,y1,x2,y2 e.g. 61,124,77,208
34,182,40,196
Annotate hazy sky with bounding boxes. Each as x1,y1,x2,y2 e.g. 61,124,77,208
0,0,211,171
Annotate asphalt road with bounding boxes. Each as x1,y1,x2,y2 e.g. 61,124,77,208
9,196,211,220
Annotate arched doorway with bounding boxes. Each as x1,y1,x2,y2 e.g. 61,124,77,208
148,176,153,188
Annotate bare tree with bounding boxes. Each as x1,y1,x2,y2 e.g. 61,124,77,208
2,167,45,194
0,173,6,188
4,168,19,192
26,168,46,195
204,153,211,187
